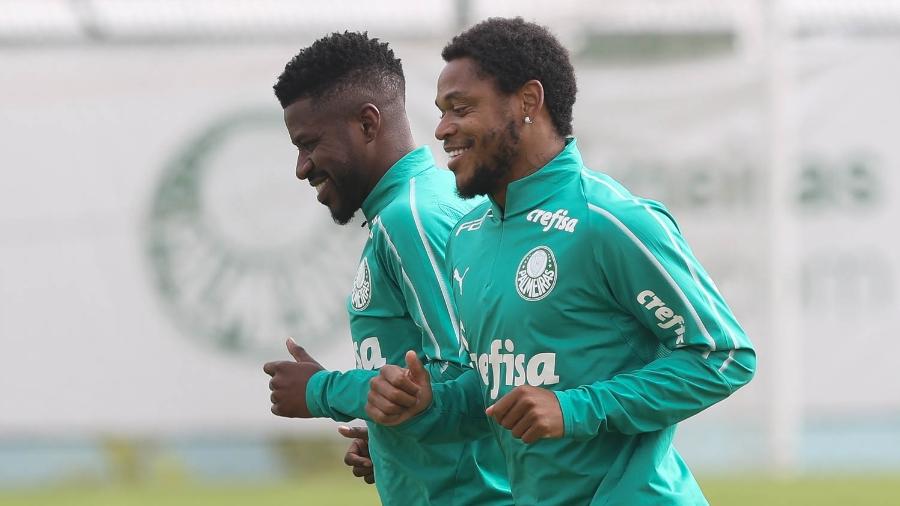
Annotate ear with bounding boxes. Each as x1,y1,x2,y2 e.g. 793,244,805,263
519,80,545,122
357,103,381,143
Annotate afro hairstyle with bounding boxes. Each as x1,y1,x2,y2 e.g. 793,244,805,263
442,17,577,137
274,31,405,109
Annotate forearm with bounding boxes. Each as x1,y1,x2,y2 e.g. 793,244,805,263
555,347,756,437
306,361,471,423
306,369,379,422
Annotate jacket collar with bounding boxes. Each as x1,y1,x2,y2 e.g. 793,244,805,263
361,146,435,222
487,137,582,221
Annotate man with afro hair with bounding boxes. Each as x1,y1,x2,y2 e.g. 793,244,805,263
367,17,756,505
263,31,512,506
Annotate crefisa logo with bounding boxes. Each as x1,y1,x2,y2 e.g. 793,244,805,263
515,246,558,301
470,339,560,400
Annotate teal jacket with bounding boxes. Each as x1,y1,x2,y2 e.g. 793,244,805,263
304,147,512,506
397,139,756,505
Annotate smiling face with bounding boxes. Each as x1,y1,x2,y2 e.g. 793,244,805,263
283,97,369,224
434,57,522,199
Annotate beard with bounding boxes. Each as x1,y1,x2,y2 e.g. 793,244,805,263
456,119,521,199
325,159,366,226
330,204,357,226
329,182,365,225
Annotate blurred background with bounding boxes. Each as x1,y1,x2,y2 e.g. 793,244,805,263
1,0,898,504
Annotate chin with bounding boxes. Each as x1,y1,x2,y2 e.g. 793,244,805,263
452,171,476,199
455,181,483,200
328,198,362,225
330,208,355,225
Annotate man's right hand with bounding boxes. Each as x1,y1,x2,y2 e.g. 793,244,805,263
263,338,325,418
366,350,432,426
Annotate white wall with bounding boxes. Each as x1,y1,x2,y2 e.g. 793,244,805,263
1,37,898,455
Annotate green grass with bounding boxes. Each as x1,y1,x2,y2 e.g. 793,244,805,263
1,474,898,505
0,475,379,506
700,475,900,506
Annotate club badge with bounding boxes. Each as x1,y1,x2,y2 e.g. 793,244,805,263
515,246,558,301
351,257,372,310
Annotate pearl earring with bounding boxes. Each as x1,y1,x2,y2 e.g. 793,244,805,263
524,116,534,124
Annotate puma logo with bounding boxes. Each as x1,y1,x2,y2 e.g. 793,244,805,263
453,267,470,295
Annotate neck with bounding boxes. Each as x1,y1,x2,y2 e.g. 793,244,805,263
368,122,416,195
491,136,565,209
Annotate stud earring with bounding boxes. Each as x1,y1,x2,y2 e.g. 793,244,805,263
524,116,534,124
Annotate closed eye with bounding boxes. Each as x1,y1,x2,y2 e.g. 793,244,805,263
438,106,471,120
296,139,318,153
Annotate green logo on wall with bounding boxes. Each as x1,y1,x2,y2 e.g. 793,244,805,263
144,109,361,357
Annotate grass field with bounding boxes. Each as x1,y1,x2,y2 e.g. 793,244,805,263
1,474,898,505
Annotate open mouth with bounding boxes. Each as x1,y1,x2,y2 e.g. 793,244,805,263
309,176,331,202
447,147,471,159
445,145,473,173
309,175,329,193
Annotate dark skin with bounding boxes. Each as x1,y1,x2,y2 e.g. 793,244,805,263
434,57,565,209
338,425,374,484
264,92,414,482
365,57,567,444
264,338,325,418
283,95,415,224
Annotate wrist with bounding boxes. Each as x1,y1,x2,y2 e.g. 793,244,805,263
304,369,332,418
554,388,602,440
393,393,436,431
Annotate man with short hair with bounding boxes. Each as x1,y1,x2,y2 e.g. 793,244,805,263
262,31,511,506
366,18,756,505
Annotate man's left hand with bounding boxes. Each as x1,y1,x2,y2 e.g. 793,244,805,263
485,385,564,444
338,425,374,484
263,338,325,418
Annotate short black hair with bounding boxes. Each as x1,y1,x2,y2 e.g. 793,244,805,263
274,31,405,109
442,17,577,137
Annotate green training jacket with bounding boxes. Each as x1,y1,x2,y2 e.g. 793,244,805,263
304,146,512,506
397,139,756,505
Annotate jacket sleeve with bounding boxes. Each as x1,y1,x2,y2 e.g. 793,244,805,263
394,367,493,443
306,360,473,422
305,369,376,422
555,200,756,438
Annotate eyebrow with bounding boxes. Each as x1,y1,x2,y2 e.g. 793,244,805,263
435,91,464,108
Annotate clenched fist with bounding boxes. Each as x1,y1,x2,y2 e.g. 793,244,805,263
263,338,325,418
486,385,564,444
366,350,432,425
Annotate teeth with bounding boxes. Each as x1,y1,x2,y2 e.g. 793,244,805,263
448,147,469,158
314,179,328,194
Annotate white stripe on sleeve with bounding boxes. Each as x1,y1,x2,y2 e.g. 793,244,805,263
409,178,462,347
588,203,718,353
376,218,444,364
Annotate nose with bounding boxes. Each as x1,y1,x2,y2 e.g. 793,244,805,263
295,152,312,180
434,114,456,142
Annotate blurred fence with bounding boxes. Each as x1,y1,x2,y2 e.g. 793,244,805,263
1,0,899,487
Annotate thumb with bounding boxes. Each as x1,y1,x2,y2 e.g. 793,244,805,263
404,350,429,386
338,425,368,440
286,337,314,363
